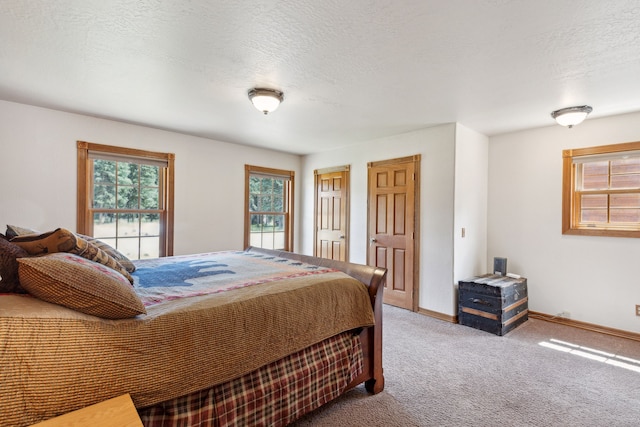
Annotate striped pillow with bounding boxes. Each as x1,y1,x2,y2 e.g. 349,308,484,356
76,233,136,273
17,253,146,319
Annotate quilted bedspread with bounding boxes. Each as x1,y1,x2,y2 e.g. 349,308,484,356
0,250,375,427
134,250,343,306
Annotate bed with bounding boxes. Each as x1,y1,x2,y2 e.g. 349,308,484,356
0,238,386,427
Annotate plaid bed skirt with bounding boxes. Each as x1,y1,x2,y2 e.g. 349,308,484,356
138,331,364,427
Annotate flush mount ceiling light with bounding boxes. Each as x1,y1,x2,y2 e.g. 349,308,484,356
550,105,593,128
248,88,284,115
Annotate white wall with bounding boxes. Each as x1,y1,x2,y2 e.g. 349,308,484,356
0,100,302,255
488,111,640,332
5,99,636,332
454,124,489,285
301,124,461,315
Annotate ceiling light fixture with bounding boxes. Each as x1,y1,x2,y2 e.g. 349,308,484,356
550,105,593,128
248,88,284,115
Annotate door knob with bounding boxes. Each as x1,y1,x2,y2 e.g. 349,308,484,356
339,235,345,239
370,237,377,244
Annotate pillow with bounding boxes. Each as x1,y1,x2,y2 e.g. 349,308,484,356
0,235,29,293
5,224,40,239
76,233,136,273
17,253,146,319
11,228,134,283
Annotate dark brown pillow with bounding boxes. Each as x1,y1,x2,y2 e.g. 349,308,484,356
0,234,29,293
11,228,134,283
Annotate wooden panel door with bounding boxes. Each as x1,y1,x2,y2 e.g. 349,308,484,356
367,156,420,310
315,167,349,261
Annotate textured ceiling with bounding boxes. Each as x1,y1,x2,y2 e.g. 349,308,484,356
1,1,640,154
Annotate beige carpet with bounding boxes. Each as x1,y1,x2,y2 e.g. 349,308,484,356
291,304,640,426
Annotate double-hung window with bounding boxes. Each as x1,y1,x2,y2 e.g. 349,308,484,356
563,141,640,238
77,141,175,258
244,165,294,251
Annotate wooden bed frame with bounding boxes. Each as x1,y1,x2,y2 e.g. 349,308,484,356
1,247,386,427
246,247,386,394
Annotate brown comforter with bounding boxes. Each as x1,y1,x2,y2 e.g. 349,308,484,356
0,256,374,427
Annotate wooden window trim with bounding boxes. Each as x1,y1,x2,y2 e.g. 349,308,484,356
244,165,294,251
562,141,640,238
77,141,175,256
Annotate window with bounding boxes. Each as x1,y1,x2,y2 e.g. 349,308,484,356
77,141,175,258
244,165,294,251
563,141,640,238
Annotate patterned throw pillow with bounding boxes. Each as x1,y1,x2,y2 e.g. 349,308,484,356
76,233,136,273
11,228,134,283
0,235,29,293
17,253,146,319
5,224,39,239
10,228,76,253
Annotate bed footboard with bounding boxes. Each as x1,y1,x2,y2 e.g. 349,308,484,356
245,247,386,394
